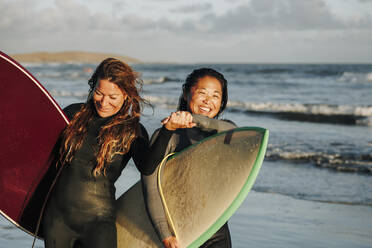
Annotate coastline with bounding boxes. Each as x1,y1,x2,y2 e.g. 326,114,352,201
10,51,140,64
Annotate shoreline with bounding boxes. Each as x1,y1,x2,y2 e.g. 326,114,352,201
9,51,140,64
1,190,371,248
230,191,372,248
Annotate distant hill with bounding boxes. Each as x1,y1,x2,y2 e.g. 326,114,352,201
10,51,140,63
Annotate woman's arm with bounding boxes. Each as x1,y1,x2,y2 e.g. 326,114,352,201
140,127,175,175
142,172,173,241
141,127,180,247
141,111,195,175
162,112,236,133
130,123,151,174
192,114,236,132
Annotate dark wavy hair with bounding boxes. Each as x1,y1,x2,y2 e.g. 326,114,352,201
177,68,228,118
58,58,144,176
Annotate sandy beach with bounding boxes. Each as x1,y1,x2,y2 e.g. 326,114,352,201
1,187,371,248
2,161,372,248
230,191,372,248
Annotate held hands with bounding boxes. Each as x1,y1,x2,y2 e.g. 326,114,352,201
162,111,196,131
163,236,180,248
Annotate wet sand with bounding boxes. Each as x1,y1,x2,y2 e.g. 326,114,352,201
230,191,372,248
1,189,371,248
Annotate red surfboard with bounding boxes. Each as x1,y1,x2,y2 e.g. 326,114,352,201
0,51,69,238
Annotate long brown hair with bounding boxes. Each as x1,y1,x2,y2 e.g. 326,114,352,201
58,58,143,176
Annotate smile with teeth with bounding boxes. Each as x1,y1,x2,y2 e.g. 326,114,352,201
199,106,211,112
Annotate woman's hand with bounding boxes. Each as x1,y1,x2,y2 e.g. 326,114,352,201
162,111,196,131
163,236,180,248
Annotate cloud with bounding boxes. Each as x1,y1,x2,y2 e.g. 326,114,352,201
4,0,370,40
0,0,128,37
197,0,372,33
170,3,212,13
1,0,371,62
140,0,372,35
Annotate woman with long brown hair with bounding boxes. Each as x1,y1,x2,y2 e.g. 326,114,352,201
42,58,150,248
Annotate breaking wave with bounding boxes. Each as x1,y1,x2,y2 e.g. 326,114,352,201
266,147,372,175
228,101,372,126
338,72,372,84
49,89,88,99
143,76,179,84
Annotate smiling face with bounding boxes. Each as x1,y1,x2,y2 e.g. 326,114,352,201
93,78,127,118
186,76,223,118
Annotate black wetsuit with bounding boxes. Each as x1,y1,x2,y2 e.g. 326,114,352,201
43,103,149,248
142,115,235,248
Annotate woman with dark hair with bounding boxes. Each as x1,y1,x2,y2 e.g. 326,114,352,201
43,58,150,248
143,68,236,248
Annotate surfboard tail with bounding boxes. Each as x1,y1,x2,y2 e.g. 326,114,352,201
0,52,68,238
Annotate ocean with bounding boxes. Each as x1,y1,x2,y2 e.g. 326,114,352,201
1,62,372,247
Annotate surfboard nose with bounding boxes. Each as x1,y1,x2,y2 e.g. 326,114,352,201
115,127,269,248
160,127,269,247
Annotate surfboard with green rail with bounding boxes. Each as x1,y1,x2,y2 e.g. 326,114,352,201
116,126,269,247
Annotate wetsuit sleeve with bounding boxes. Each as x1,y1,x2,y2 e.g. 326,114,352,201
142,171,172,240
141,126,174,175
62,103,84,121
129,123,150,174
141,126,175,240
192,114,237,132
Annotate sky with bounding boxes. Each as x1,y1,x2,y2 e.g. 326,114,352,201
1,0,372,63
